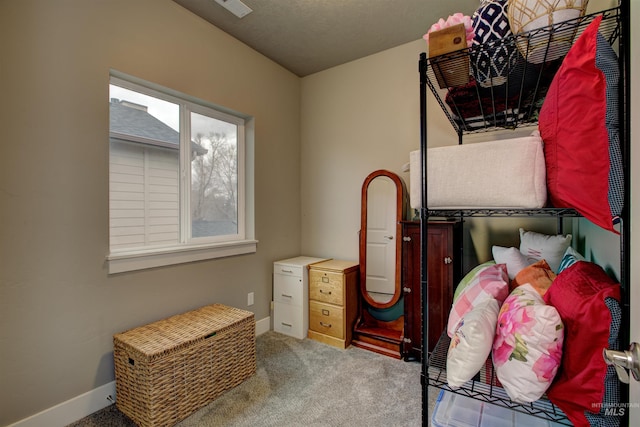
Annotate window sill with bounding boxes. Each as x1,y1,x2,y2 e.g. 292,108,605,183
107,240,258,274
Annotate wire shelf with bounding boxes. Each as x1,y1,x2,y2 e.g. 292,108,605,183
424,7,621,136
425,208,580,218
420,6,625,425
428,332,572,425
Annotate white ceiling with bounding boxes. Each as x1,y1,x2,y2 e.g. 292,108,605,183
172,0,479,77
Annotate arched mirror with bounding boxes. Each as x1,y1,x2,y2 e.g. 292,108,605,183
359,169,406,309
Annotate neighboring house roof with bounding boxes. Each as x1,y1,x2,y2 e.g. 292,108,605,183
109,99,207,156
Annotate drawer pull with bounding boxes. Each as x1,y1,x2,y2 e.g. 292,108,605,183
281,322,293,327
281,294,293,298
319,289,332,295
319,321,332,328
280,269,293,273
322,309,330,316
322,277,329,283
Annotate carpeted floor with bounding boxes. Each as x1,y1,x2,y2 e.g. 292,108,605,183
68,331,437,427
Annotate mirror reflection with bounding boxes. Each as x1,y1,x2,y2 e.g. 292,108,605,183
365,175,398,304
359,170,406,309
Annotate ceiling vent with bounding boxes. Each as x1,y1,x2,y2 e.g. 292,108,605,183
214,0,253,18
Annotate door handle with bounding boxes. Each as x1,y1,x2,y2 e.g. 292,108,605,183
384,235,394,240
603,342,640,383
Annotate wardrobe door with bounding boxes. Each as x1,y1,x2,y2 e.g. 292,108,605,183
426,222,459,353
402,221,421,360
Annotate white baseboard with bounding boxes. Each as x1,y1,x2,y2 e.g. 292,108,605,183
7,381,117,427
255,315,270,335
9,317,271,427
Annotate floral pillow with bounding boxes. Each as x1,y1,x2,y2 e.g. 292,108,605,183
493,284,564,403
447,263,509,337
447,298,500,389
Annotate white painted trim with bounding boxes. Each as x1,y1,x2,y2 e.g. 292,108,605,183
8,318,272,427
107,239,258,274
7,381,116,427
255,315,271,336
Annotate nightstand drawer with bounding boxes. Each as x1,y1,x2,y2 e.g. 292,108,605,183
309,270,344,305
273,273,304,306
309,301,344,339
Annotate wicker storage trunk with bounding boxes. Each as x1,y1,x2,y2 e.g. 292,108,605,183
113,304,256,427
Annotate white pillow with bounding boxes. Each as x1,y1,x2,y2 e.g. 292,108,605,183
519,228,572,273
447,298,500,389
492,284,564,403
492,246,533,280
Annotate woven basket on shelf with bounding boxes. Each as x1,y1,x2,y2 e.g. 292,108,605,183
113,304,256,427
508,0,589,63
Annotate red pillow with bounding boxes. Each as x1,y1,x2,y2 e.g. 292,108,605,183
543,261,621,426
538,15,620,233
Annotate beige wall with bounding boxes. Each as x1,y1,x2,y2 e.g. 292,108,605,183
1,0,632,424
298,41,557,267
0,0,301,424
300,40,440,260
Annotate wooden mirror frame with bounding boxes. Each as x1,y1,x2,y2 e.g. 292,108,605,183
358,169,406,310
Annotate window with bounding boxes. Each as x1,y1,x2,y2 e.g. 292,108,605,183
108,73,255,273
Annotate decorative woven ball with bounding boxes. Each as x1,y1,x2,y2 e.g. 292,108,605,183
471,0,517,88
507,0,589,64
